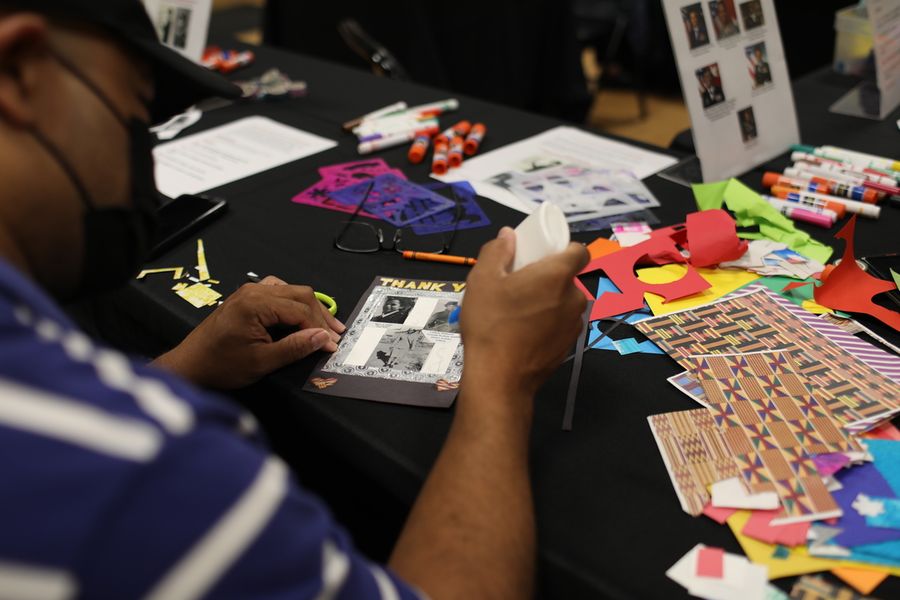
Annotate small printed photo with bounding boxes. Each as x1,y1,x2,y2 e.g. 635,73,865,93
365,328,434,372
370,296,415,324
157,5,192,50
738,107,758,142
709,0,740,40
681,3,711,49
424,300,460,333
746,42,773,88
695,63,725,109
739,0,765,30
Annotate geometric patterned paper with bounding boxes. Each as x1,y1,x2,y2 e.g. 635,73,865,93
688,352,843,524
636,290,900,430
648,408,741,516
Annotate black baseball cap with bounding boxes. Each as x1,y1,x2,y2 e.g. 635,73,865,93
0,0,241,122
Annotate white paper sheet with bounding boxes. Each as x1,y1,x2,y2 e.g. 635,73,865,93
433,126,677,214
153,116,337,198
661,0,799,181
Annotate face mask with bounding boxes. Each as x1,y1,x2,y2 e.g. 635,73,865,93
29,53,159,299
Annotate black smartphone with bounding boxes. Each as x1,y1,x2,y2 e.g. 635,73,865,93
148,193,228,259
861,253,900,310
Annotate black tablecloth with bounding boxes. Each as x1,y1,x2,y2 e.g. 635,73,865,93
111,46,900,598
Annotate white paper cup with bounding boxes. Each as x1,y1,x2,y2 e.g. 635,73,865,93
513,203,570,271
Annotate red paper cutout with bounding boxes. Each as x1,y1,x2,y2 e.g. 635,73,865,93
741,510,810,547
685,209,748,267
577,235,711,321
814,216,900,332
696,547,725,578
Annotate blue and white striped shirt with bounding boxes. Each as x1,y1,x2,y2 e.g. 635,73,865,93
0,259,423,600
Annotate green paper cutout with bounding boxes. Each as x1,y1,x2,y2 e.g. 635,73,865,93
892,269,900,293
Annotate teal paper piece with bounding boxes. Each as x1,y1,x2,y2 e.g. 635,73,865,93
864,497,900,530
868,440,900,496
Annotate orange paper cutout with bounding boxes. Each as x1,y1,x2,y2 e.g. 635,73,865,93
586,237,620,260
831,566,889,595
813,216,900,332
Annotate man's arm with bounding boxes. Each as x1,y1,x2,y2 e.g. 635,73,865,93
389,228,588,599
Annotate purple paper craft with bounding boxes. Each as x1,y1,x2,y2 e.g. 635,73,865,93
813,453,851,478
832,461,900,548
411,182,491,235
330,174,456,227
291,159,405,218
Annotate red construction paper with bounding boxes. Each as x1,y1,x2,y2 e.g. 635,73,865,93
742,510,810,547
696,547,725,578
577,235,711,320
861,421,900,441
702,503,737,525
685,209,749,268
813,216,900,332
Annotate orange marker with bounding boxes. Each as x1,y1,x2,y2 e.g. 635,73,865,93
762,172,882,204
464,123,486,155
402,251,477,266
407,133,431,164
432,139,449,175
448,136,465,168
434,120,472,146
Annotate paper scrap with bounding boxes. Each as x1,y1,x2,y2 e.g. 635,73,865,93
702,502,737,524
196,239,210,282
171,282,189,292
176,282,222,308
667,543,768,600
685,209,748,267
832,462,900,548
790,574,875,600
862,496,900,530
137,267,184,280
813,216,900,332
711,477,780,510
892,269,900,293
637,264,759,316
742,510,811,547
831,566,890,595
861,423,900,442
867,440,900,495
692,178,832,264
587,237,621,260
696,547,725,578
611,221,652,247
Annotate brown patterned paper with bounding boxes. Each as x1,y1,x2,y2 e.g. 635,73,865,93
647,408,740,516
688,352,842,523
635,290,900,430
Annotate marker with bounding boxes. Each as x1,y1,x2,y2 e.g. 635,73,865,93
448,135,465,168
764,197,835,228
791,164,900,197
407,133,431,164
791,153,897,187
464,123,486,156
793,144,900,174
431,139,449,175
770,186,880,218
769,186,846,217
762,172,882,203
342,101,407,132
402,250,477,266
762,194,839,221
399,98,459,118
357,125,439,154
353,114,438,137
434,120,472,146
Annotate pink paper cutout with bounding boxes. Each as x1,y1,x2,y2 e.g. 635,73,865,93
577,235,711,321
814,216,900,332
291,159,407,219
813,453,851,477
696,547,725,578
685,209,748,267
702,502,737,524
742,510,811,547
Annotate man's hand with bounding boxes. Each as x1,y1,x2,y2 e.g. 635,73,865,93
153,276,345,389
460,226,589,399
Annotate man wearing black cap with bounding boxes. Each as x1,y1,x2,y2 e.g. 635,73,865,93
0,1,589,598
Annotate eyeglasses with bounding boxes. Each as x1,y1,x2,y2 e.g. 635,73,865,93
333,180,463,255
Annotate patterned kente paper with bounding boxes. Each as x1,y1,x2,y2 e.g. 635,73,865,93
635,290,900,429
688,352,842,523
647,408,740,516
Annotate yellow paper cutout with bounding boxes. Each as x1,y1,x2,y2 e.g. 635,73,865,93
137,267,184,280
171,282,189,292
726,510,900,580
196,239,210,282
831,566,889,595
176,283,222,308
638,265,759,316
801,299,835,315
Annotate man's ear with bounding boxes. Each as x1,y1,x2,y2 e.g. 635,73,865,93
0,13,50,127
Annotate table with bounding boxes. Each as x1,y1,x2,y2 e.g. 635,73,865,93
110,46,900,598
